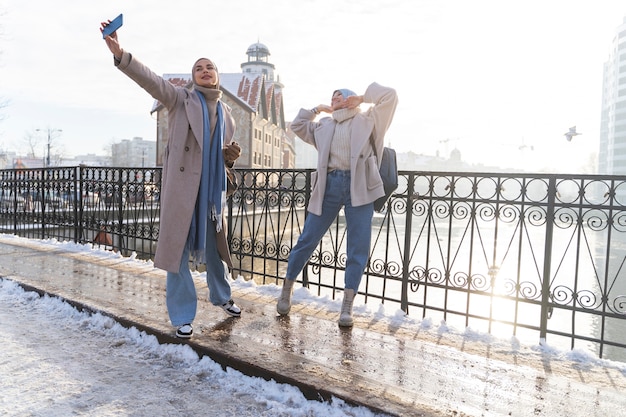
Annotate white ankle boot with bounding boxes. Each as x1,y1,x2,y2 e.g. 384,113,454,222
338,288,356,327
277,279,295,315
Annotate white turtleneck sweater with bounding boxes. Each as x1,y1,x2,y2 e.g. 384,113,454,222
328,108,360,171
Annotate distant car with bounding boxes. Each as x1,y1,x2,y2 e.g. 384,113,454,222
22,191,68,210
82,191,100,207
45,191,68,209
104,189,125,208
58,189,100,208
0,193,26,210
61,192,76,208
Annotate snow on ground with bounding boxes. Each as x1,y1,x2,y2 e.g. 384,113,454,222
1,235,625,416
0,278,388,417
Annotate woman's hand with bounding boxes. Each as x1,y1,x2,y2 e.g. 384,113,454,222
345,95,364,109
223,141,242,163
329,94,363,111
316,104,333,113
100,21,123,59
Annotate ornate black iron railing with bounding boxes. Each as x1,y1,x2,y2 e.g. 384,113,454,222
1,166,625,361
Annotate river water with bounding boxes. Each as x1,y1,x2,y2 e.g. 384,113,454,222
236,210,626,363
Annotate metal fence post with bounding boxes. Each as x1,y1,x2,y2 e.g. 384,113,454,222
539,176,556,343
11,170,18,234
77,166,85,244
39,168,46,240
400,172,414,313
302,170,312,288
71,167,79,243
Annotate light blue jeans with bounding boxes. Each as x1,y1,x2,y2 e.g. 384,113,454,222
285,169,374,291
166,222,233,326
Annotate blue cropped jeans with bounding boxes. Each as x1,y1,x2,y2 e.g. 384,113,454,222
285,169,374,291
166,221,233,327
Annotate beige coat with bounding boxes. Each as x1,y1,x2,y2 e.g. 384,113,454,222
116,52,236,272
290,82,398,215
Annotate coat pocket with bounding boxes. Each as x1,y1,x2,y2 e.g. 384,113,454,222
366,155,383,191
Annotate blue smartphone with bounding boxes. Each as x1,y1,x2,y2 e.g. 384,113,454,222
102,14,123,38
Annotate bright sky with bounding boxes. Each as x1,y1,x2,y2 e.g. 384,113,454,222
0,0,624,172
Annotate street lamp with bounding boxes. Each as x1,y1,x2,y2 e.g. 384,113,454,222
36,128,62,167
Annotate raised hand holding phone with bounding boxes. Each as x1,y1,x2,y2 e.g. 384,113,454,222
101,13,123,39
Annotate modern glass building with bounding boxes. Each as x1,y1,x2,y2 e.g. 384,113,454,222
599,17,626,174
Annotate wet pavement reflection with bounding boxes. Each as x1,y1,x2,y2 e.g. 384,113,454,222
1,237,626,417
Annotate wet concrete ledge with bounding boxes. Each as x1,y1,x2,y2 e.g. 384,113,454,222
2,237,626,417
14,280,421,416
0,240,446,417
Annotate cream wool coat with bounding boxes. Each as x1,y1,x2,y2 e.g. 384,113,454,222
290,82,398,216
116,52,236,272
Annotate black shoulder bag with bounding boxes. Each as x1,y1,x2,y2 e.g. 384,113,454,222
369,133,398,212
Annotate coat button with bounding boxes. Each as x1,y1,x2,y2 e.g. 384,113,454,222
179,167,185,172
185,146,190,151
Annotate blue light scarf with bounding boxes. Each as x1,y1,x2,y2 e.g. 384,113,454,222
189,90,226,264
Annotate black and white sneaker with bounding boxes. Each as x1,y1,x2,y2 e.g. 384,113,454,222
176,323,193,339
221,299,241,317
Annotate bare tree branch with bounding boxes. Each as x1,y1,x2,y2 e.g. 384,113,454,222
22,131,42,158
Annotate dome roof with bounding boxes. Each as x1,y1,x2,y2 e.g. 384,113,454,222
450,147,462,161
246,42,270,56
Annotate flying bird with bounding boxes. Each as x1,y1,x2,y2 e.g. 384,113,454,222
519,138,534,151
564,126,581,142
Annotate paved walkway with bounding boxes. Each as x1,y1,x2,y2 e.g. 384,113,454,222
1,236,626,417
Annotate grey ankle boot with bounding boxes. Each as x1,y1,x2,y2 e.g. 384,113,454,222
277,279,295,315
338,288,356,327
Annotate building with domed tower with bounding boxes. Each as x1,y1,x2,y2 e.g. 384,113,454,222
151,42,294,170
